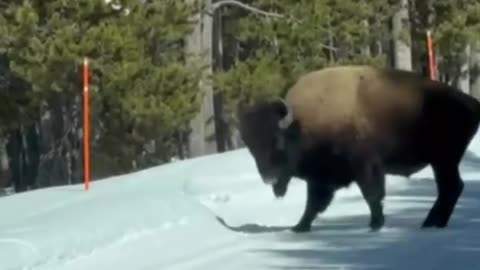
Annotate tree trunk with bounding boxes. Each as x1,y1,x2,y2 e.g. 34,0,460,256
362,20,371,58
6,127,25,192
43,94,68,187
392,0,412,71
37,108,53,188
212,9,227,153
0,136,9,189
221,11,242,150
471,44,480,100
22,123,40,190
458,44,471,94
62,93,82,185
185,0,217,158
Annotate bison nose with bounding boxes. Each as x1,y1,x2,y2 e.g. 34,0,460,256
262,176,278,185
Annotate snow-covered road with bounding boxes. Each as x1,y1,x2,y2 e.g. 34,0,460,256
1,134,480,270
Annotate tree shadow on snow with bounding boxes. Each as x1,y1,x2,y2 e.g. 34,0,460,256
247,176,480,270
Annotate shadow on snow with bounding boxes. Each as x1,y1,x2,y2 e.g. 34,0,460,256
220,151,480,269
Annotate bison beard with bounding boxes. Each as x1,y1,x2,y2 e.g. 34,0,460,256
272,181,287,197
272,175,289,198
238,65,480,233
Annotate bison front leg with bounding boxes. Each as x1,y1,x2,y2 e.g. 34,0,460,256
355,160,386,231
291,182,334,233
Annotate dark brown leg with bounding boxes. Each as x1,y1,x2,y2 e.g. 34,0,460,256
291,182,335,233
355,159,386,231
422,162,464,228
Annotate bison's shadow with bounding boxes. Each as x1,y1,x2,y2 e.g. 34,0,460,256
215,151,480,237
214,216,290,233
215,215,368,234
214,150,480,269
249,174,480,270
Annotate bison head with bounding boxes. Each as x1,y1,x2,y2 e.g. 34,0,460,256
237,98,301,197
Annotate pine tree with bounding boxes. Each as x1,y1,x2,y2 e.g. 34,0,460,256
0,0,203,182
410,0,480,87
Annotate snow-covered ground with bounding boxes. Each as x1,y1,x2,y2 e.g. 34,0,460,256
2,135,480,270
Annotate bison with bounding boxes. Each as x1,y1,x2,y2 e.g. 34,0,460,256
237,65,480,233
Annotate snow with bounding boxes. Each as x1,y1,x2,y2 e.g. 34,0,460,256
2,135,480,270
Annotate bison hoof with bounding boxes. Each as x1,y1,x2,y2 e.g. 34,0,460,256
370,217,384,231
291,223,311,233
421,218,447,229
273,184,287,198
421,219,436,228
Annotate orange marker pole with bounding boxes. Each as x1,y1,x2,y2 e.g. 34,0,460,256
83,57,90,191
426,30,436,80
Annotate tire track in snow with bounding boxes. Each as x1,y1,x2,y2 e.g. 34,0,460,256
0,238,40,267
17,216,191,270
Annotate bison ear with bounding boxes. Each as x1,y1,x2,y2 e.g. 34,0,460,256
272,98,293,129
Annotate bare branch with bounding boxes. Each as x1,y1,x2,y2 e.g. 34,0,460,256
201,0,338,52
39,124,74,164
320,43,338,52
208,0,284,18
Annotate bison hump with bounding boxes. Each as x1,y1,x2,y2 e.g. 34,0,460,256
285,65,423,148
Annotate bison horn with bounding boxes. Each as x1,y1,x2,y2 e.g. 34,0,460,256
278,98,293,129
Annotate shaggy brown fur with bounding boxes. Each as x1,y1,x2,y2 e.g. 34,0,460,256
238,65,480,233
286,66,424,155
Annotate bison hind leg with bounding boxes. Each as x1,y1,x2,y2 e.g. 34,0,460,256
422,125,476,228
422,162,464,228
